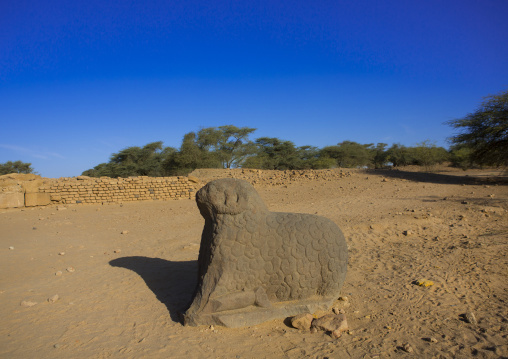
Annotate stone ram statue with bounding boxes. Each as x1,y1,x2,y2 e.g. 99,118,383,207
184,178,348,327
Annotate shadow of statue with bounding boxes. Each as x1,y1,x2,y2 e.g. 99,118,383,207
110,256,198,324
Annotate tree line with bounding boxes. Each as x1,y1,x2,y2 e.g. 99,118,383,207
80,131,455,178
1,89,506,177
80,89,507,177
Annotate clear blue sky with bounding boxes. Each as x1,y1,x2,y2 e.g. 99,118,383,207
1,0,507,178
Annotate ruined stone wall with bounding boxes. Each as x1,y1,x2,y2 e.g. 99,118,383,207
38,176,197,205
189,168,353,186
1,168,354,209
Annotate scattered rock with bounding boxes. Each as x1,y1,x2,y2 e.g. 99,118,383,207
56,206,67,211
403,230,412,236
311,313,348,338
464,311,477,324
66,267,75,273
20,300,37,307
9,246,14,250
48,294,59,303
402,343,413,353
332,307,345,315
55,271,63,276
291,313,314,331
114,249,121,253
58,252,65,256
416,279,434,287
121,230,129,235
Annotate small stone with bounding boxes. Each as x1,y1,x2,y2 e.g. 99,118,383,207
53,344,60,349
55,271,63,276
332,307,345,315
429,337,438,343
58,252,65,256
121,230,129,235
311,313,348,338
338,296,348,301
32,227,37,230
465,311,477,324
403,230,412,236
291,313,314,331
9,246,14,250
114,249,121,253
416,279,434,287
48,294,59,303
57,206,67,211
402,343,413,353
20,300,37,307
66,267,75,273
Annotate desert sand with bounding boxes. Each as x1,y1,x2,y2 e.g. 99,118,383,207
1,167,506,358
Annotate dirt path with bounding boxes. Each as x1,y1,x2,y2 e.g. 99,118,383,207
1,168,506,358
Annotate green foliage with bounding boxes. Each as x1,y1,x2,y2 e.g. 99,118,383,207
195,125,257,168
82,142,177,177
449,145,473,170
386,144,413,167
320,141,373,168
0,160,35,175
447,89,508,167
409,141,449,171
243,138,329,170
371,143,389,169
81,125,457,177
254,137,301,170
163,132,221,175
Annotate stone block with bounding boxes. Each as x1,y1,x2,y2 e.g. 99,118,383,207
50,194,62,201
0,192,25,209
25,192,51,207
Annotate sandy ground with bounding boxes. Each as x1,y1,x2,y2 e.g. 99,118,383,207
1,167,507,358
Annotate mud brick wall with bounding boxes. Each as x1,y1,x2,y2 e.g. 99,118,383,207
38,176,197,205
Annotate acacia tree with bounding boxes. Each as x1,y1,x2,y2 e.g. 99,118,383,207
370,143,388,169
386,144,413,167
196,125,256,168
320,141,373,168
163,132,221,175
82,141,176,177
244,137,301,170
447,90,508,167
409,140,449,171
0,160,35,175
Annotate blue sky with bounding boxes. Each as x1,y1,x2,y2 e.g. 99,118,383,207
1,0,507,178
